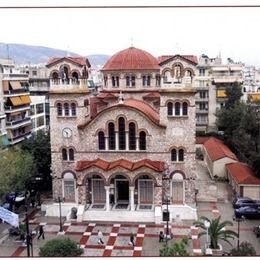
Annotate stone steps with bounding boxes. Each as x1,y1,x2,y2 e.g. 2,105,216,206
83,210,155,223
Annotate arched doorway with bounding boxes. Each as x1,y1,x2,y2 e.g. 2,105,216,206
110,175,129,208
136,175,154,209
171,173,184,204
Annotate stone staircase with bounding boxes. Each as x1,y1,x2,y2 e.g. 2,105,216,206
83,209,155,223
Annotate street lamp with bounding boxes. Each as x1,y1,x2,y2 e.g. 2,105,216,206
233,215,245,250
162,173,171,246
204,220,210,248
24,196,33,257
58,197,64,233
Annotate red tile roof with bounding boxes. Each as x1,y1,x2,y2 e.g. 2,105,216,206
102,47,160,71
97,93,117,99
76,158,165,172
196,136,210,144
226,162,260,185
143,92,160,99
158,55,198,65
78,98,164,129
46,56,91,67
204,137,238,161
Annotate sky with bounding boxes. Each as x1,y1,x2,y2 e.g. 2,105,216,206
1,0,260,66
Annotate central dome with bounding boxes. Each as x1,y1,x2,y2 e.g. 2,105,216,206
102,47,160,71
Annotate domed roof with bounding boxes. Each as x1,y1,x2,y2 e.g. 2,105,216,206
102,47,160,71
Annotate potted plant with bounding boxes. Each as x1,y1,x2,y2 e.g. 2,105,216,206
193,216,238,253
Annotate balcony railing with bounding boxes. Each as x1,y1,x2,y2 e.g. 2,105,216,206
6,117,31,127
4,104,30,112
8,131,31,143
4,88,29,95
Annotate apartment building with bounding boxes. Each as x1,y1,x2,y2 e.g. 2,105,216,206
0,59,32,146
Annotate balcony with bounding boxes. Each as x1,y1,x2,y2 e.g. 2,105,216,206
3,88,29,97
8,131,31,145
4,104,30,113
196,97,209,102
6,117,31,129
196,121,208,126
0,112,6,120
50,78,89,92
196,108,209,114
212,75,242,84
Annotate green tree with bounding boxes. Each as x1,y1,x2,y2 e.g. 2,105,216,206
224,82,243,109
230,241,256,256
159,237,189,256
39,237,83,257
193,216,238,249
21,131,51,190
0,148,36,199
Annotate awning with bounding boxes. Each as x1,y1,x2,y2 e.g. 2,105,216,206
212,67,229,71
10,81,22,90
248,94,260,102
20,95,31,104
9,97,22,106
217,89,226,98
2,81,9,91
213,78,242,83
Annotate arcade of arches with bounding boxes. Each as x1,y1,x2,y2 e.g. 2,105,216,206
62,170,186,211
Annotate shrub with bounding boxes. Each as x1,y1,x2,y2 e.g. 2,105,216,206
160,237,189,256
230,241,256,256
39,237,83,257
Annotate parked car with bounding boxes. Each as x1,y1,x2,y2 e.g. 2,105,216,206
253,225,260,238
234,206,260,219
232,197,260,209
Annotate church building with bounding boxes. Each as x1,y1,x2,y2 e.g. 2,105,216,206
48,47,197,222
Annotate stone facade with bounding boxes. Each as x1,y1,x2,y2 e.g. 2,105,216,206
48,48,197,221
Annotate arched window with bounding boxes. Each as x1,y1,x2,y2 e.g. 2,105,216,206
179,149,184,161
131,76,135,87
129,122,136,150
63,172,75,201
175,102,180,116
112,76,116,87
71,103,76,116
147,75,151,86
126,76,130,87
171,173,184,203
62,148,67,161
163,70,171,83
64,103,70,116
108,122,115,150
118,117,126,150
142,76,146,86
167,102,173,116
69,148,74,161
98,131,105,150
182,102,188,116
139,131,146,150
57,103,62,116
171,149,177,161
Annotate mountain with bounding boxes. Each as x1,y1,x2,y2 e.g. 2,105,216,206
0,43,110,68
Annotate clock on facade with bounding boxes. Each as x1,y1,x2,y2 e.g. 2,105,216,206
62,128,72,138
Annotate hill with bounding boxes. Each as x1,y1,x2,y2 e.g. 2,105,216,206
0,43,109,68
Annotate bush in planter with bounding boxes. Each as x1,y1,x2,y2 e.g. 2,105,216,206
160,237,189,256
193,216,238,249
230,241,256,256
39,237,83,257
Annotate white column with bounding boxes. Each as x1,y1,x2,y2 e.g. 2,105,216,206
130,186,135,211
115,131,119,150
105,186,110,211
136,137,140,151
105,137,109,150
125,131,129,150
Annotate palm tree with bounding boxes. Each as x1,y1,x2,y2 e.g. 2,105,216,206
193,216,238,249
